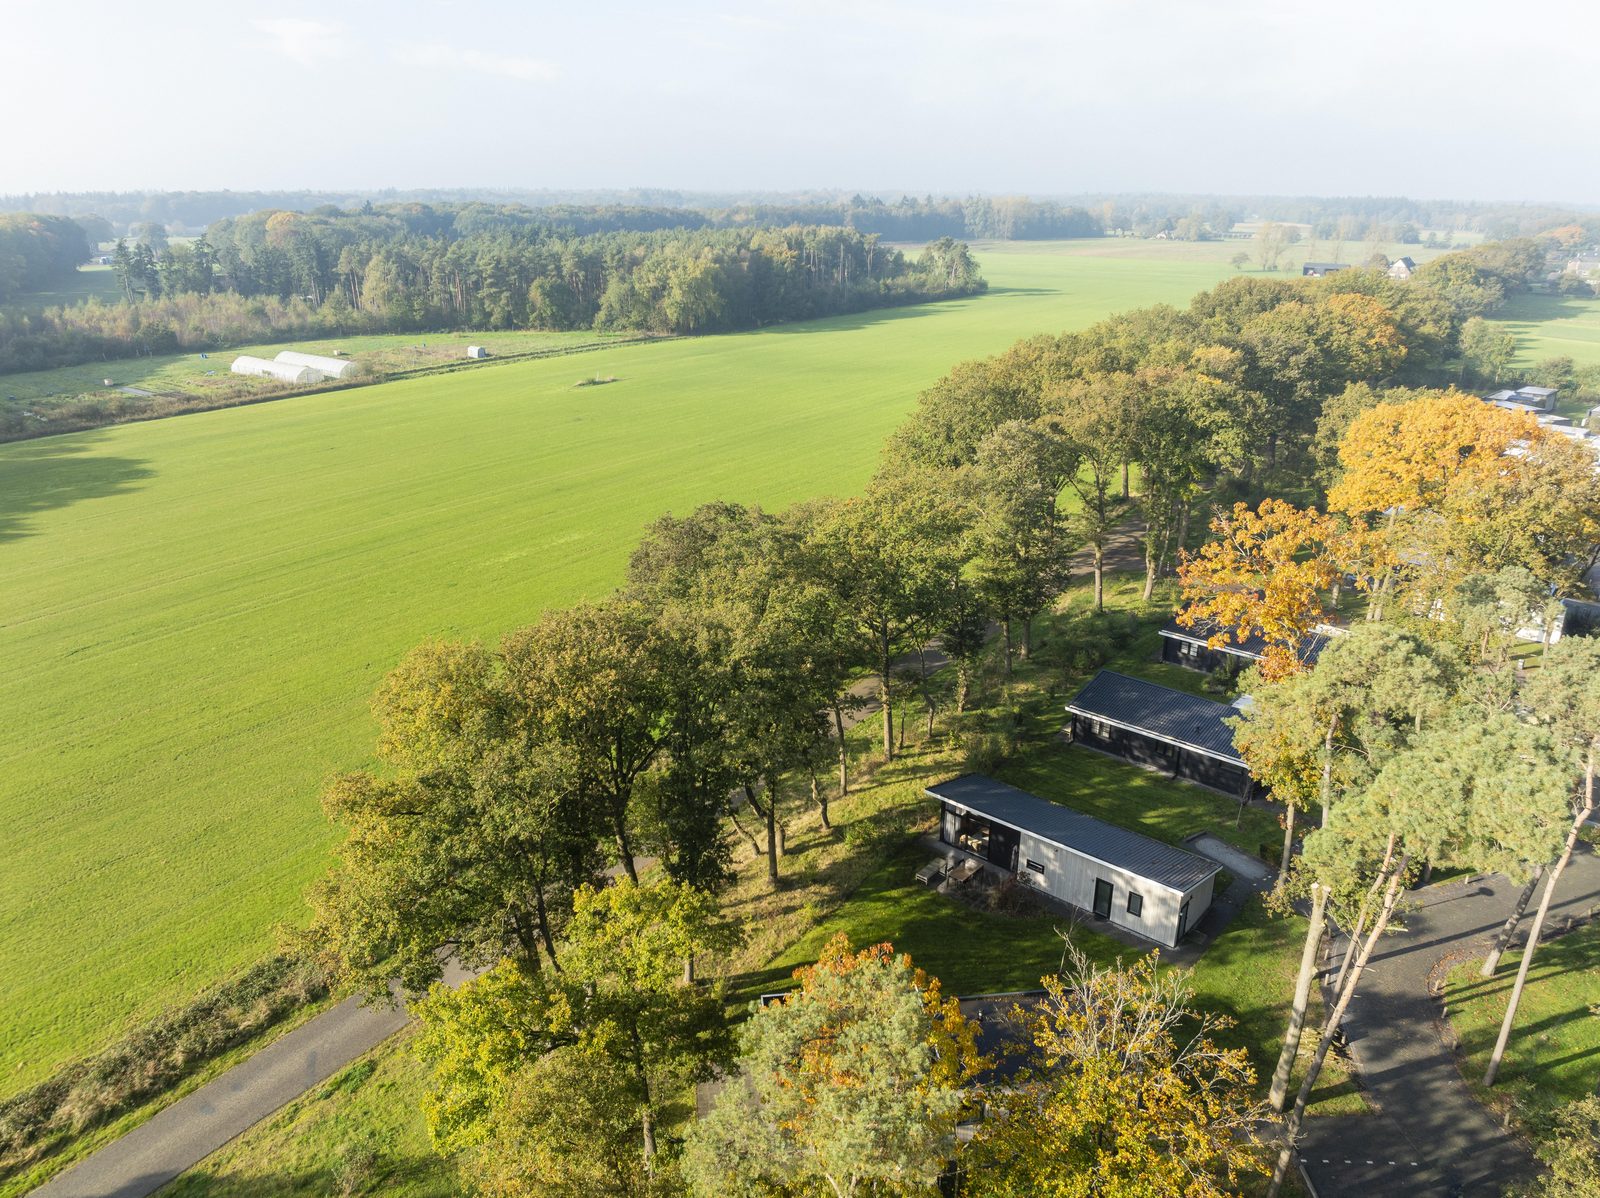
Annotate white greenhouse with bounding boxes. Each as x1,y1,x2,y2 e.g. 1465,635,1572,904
466,345,489,359
274,350,357,379
230,355,322,384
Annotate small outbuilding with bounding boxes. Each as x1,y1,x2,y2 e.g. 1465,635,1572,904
1302,262,1350,277
466,345,489,359
927,774,1220,948
230,355,321,384
1158,617,1328,676
1066,670,1256,798
274,350,356,380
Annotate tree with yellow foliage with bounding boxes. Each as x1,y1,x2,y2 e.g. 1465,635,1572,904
964,944,1263,1198
1176,498,1341,680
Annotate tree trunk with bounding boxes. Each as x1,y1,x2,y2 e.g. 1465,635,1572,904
1483,756,1596,1087
1002,618,1014,678
683,953,695,985
1279,802,1297,877
1142,545,1158,602
744,784,779,885
832,700,849,794
1319,713,1338,828
1268,859,1408,1197
534,885,561,972
1121,461,1130,499
1269,882,1328,1111
880,671,894,762
1093,545,1105,613
1480,864,1544,978
812,769,831,831
1022,616,1033,659
615,819,639,883
955,662,971,713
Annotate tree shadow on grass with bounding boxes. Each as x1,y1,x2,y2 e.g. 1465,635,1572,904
160,1151,449,1197
0,434,152,544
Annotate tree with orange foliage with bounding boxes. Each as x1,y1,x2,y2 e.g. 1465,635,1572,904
684,934,984,1197
1327,390,1600,614
1176,498,1341,681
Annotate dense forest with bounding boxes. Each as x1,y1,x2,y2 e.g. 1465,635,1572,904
0,217,984,373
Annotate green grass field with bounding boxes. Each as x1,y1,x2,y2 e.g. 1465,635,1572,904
0,243,1247,1094
1495,291,1600,369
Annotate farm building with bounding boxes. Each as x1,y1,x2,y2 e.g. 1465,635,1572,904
466,345,489,359
1301,262,1350,277
274,351,356,380
1158,617,1328,676
230,355,321,384
1066,670,1256,798
1388,256,1417,280
927,774,1220,948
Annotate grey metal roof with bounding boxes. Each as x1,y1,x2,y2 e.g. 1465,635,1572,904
1158,618,1328,665
926,774,1221,893
1066,670,1246,764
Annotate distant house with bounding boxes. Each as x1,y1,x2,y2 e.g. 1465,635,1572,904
230,355,322,385
1157,618,1328,676
274,350,357,380
1302,262,1350,278
927,774,1220,947
1065,670,1257,798
1388,256,1417,280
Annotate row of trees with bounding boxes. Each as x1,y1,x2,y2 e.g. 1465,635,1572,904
0,226,983,373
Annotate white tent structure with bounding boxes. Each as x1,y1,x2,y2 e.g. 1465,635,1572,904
274,350,357,380
231,355,322,384
466,345,489,359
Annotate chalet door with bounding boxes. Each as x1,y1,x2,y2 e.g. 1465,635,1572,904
1092,878,1113,920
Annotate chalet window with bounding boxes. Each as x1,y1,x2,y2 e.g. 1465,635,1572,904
1025,859,1045,874
1126,892,1144,917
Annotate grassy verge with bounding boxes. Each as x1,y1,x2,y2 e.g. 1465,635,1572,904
1442,917,1600,1140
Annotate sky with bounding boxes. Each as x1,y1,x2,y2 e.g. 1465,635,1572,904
2,0,1597,202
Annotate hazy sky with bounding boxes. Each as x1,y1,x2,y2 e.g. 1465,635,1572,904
3,0,1596,202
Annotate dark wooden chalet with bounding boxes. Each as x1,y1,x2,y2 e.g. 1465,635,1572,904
1065,670,1256,797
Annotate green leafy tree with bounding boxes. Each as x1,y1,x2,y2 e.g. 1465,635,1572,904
305,640,601,996
1483,638,1600,1086
502,598,675,881
804,479,967,760
1044,373,1134,612
416,877,737,1176
684,934,982,1198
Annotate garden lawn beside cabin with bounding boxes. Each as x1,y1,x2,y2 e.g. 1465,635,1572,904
1443,918,1600,1129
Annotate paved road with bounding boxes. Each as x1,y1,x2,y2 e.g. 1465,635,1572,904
1298,844,1600,1197
28,959,473,1198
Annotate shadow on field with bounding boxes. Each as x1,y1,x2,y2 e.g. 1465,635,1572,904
155,1152,448,1197
0,435,152,543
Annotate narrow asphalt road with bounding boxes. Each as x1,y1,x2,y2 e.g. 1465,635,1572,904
28,992,412,1198
1298,844,1600,1197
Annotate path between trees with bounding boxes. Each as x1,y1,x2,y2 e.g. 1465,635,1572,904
1297,844,1600,1197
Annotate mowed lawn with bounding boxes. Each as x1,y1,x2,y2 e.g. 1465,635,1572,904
0,246,1239,1091
1494,290,1600,369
